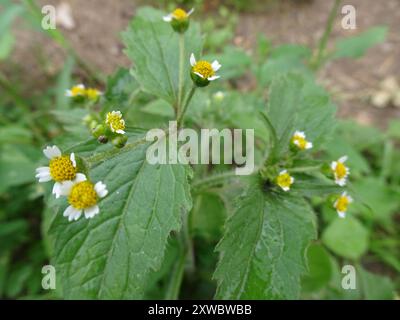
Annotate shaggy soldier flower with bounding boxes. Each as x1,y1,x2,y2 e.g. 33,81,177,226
190,53,221,87
333,191,353,218
276,170,294,192
65,84,85,98
163,8,194,33
331,155,350,186
291,130,313,150
106,110,126,134
59,175,108,221
35,145,78,198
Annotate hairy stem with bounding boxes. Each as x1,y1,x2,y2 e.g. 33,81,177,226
177,86,196,128
312,0,342,70
177,33,185,117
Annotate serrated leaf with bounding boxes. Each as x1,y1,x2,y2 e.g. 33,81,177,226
214,178,317,299
122,7,203,105
266,74,336,157
48,138,192,299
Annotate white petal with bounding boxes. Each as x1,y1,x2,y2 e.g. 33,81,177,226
163,15,172,22
290,177,295,183
331,161,337,170
59,181,74,196
65,90,72,97
306,142,313,149
70,153,76,167
52,182,62,198
294,131,305,138
116,129,125,134
72,210,82,221
347,195,353,203
95,181,108,198
194,72,204,79
337,211,346,218
279,170,287,174
43,145,61,159
84,205,100,219
190,53,196,67
208,75,220,81
74,173,87,183
339,155,348,163
282,186,290,192
77,84,85,89
211,60,221,71
336,178,347,186
187,8,194,16
63,205,81,222
35,167,51,182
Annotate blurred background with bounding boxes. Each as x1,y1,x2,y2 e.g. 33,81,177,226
0,0,399,299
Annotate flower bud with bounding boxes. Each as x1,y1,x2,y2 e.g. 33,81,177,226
112,135,128,148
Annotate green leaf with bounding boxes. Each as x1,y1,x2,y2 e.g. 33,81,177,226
333,26,387,59
122,7,203,105
301,244,332,292
358,266,395,300
48,138,192,299
322,217,369,260
266,74,336,157
256,44,312,86
352,177,399,227
214,178,317,299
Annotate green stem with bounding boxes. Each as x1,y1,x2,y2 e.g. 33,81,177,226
164,242,186,300
289,166,322,173
177,86,196,128
312,0,341,70
177,33,185,117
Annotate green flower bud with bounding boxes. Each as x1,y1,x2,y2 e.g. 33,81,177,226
92,124,106,138
163,8,194,33
112,135,128,149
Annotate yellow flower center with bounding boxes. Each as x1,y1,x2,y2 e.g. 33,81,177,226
192,61,215,79
292,135,308,150
277,172,293,189
334,162,347,179
335,195,350,213
49,156,77,182
70,86,85,97
68,181,98,209
86,88,100,100
106,112,125,133
172,8,188,20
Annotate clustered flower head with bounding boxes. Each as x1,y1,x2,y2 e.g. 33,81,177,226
291,131,313,150
106,110,126,134
190,53,221,87
36,145,108,222
65,84,102,102
267,130,353,219
276,170,294,192
334,191,353,218
163,8,194,33
331,155,350,186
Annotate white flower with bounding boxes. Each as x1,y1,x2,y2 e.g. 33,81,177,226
190,53,221,81
163,8,194,22
291,130,313,150
59,175,108,221
331,155,350,186
276,169,294,192
334,191,353,218
65,84,85,97
35,145,78,198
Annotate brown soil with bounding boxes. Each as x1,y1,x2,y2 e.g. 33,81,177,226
7,0,400,129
